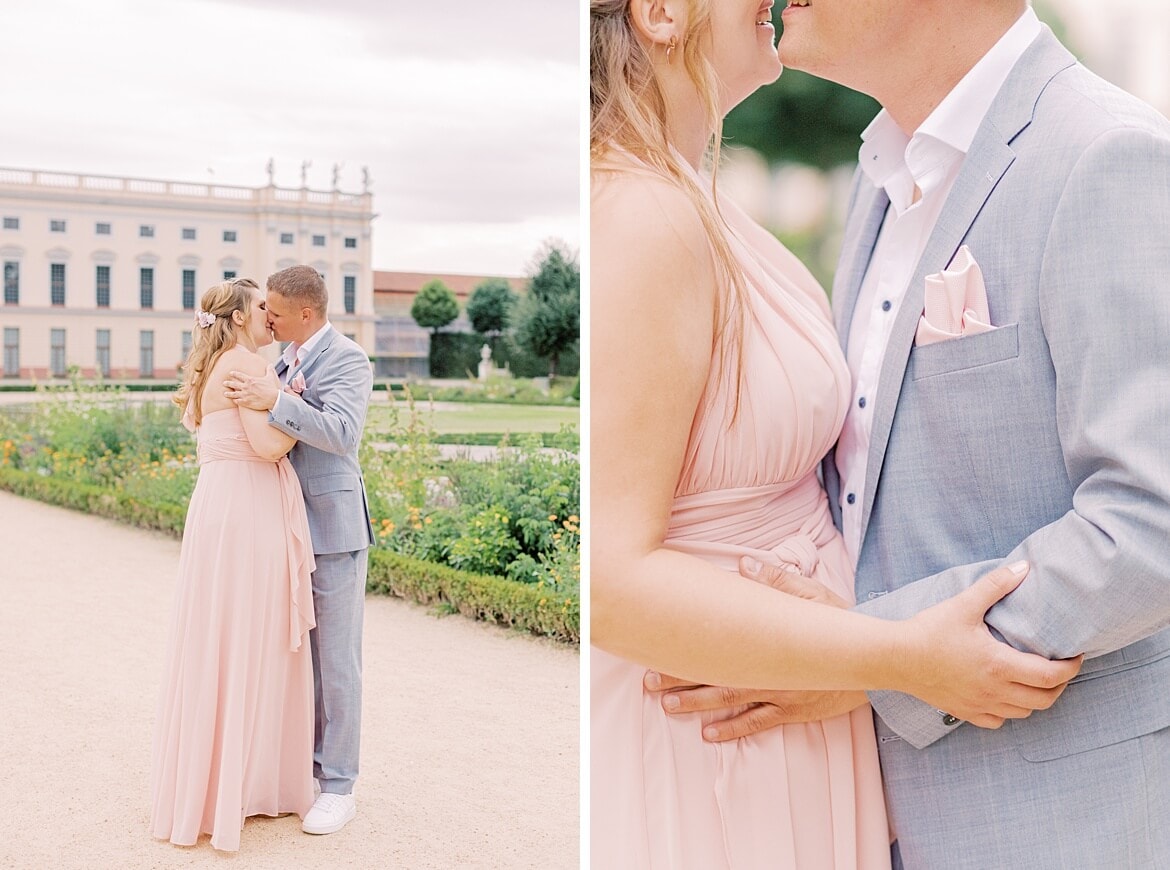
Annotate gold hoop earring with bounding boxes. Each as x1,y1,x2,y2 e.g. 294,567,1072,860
666,35,677,62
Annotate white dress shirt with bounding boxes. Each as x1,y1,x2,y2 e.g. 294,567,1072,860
273,320,332,414
835,8,1042,566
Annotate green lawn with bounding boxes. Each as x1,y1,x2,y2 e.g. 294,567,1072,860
367,401,578,435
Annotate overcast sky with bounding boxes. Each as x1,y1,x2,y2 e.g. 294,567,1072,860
0,0,580,277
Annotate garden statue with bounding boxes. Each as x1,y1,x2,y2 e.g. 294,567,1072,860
478,343,494,381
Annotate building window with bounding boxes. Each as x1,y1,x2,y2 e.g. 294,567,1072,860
50,219,66,233
140,267,154,309
223,230,237,243
223,270,236,280
96,265,110,308
280,232,294,245
2,217,18,230
140,330,154,378
311,234,325,247
50,328,66,377
181,330,192,364
96,222,111,235
3,261,18,305
96,329,111,379
182,269,195,310
182,227,196,240
139,225,154,238
3,328,18,377
344,275,356,314
344,237,356,249
50,263,66,306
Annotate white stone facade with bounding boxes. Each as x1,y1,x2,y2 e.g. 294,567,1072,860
0,167,375,380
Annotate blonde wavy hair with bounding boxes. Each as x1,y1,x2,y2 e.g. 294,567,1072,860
173,277,260,425
591,0,747,413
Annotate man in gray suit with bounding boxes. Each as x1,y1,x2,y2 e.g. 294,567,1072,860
225,265,374,836
653,2,1170,866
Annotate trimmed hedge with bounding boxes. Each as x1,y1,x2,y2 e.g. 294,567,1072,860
434,432,569,447
428,332,579,379
0,466,578,644
366,549,578,643
0,467,187,535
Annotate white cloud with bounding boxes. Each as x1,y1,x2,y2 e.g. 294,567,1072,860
0,0,580,275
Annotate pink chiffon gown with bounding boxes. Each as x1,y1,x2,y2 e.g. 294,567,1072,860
591,168,891,869
150,407,317,852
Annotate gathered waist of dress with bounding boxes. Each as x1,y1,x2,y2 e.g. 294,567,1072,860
665,473,841,579
198,434,277,465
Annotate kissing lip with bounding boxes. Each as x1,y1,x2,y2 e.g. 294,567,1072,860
757,0,774,23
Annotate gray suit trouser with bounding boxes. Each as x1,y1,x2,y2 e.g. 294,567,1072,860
310,549,367,794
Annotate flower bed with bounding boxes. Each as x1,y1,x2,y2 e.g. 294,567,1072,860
0,383,579,643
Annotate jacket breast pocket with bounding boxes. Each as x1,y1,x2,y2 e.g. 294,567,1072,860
910,323,1020,381
307,472,357,496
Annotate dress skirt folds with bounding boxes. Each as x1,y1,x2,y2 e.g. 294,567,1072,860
150,408,316,851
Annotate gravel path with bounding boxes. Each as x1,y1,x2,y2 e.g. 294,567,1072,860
0,491,579,869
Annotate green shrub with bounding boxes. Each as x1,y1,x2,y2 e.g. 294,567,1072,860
366,549,578,642
0,380,580,643
426,332,579,379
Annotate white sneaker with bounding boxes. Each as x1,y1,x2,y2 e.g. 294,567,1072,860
302,792,356,835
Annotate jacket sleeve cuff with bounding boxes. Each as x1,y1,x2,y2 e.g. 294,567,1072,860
868,689,962,749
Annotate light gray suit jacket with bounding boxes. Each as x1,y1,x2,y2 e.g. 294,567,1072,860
271,326,375,556
823,27,1170,868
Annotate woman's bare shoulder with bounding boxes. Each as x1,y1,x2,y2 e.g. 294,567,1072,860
591,170,715,300
217,345,269,375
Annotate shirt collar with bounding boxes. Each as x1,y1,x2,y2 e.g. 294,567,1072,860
918,7,1041,154
859,8,1041,197
283,320,332,366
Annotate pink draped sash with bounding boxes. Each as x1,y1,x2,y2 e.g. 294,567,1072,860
195,410,316,652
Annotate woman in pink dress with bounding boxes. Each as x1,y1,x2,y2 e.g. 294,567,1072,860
589,2,1080,867
150,278,316,851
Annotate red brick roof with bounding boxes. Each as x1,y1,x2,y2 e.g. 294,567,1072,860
373,270,524,300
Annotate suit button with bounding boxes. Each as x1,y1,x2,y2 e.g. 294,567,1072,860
882,300,892,312
942,714,960,727
846,493,856,505
858,396,866,409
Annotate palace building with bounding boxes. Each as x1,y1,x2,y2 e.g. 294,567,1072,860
0,166,375,381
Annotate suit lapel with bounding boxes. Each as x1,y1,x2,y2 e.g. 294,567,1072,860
833,177,889,349
855,27,1077,542
292,326,336,385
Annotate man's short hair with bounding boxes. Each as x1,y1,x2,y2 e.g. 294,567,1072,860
267,265,328,316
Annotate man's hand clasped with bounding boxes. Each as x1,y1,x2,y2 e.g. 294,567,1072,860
223,365,283,412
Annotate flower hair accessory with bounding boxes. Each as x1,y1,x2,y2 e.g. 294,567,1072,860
195,310,216,328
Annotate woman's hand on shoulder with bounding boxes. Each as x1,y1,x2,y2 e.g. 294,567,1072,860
221,349,281,414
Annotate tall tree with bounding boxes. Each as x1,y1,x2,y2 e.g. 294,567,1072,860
410,279,459,335
466,278,518,343
516,241,580,378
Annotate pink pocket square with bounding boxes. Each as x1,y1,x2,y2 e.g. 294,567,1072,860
289,371,306,395
915,245,995,347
